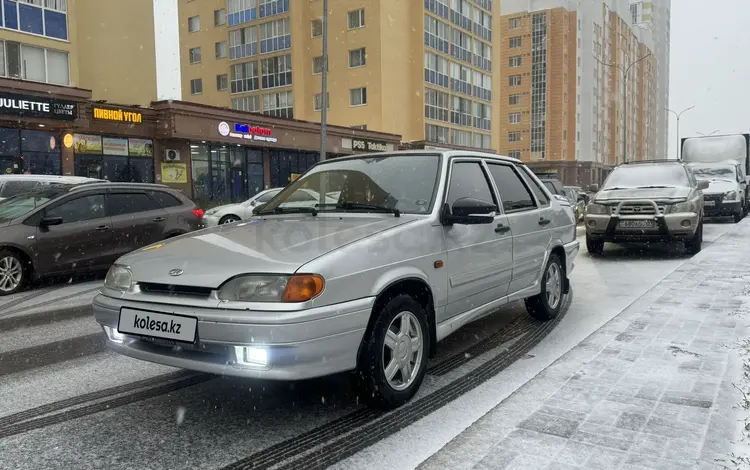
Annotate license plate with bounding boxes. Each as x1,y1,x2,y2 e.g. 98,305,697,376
118,308,197,343
704,201,715,207
619,220,656,228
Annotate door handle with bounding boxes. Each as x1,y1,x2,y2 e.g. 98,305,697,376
538,218,551,226
495,224,511,234
95,225,110,231
153,217,166,222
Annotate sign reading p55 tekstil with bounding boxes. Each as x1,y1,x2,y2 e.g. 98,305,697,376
93,107,143,124
218,121,278,143
0,92,77,120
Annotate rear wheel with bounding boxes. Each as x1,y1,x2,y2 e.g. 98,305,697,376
586,234,604,255
525,254,564,321
685,220,703,255
0,250,28,296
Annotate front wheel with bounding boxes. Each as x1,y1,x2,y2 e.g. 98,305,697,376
219,215,241,225
734,210,743,223
0,250,28,296
586,233,604,255
525,254,565,321
685,221,703,255
357,295,429,410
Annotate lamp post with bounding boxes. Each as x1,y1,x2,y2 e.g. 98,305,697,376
319,0,329,162
596,52,651,164
667,105,695,159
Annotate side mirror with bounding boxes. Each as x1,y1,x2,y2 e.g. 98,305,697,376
442,198,497,225
697,180,710,190
250,200,257,206
40,216,63,227
587,184,599,193
251,203,266,215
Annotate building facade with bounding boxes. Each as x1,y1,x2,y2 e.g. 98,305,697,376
499,0,660,186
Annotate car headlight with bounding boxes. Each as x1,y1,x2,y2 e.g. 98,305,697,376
204,209,218,216
669,201,695,213
724,191,738,201
586,203,608,215
104,265,132,291
217,274,325,302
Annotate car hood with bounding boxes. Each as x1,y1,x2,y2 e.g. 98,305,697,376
119,215,417,287
702,179,738,195
595,187,692,202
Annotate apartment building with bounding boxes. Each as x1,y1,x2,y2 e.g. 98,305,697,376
499,0,659,186
178,0,501,151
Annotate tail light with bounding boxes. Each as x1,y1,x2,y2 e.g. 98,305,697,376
191,208,204,220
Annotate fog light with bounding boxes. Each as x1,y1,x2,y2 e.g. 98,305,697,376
681,219,691,227
234,346,268,368
103,325,125,343
587,220,596,227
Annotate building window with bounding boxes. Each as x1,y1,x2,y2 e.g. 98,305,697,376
474,103,491,131
449,0,473,32
313,92,329,111
1,0,68,40
509,94,521,105
473,40,491,71
450,62,472,96
509,17,520,29
348,9,365,29
509,75,521,86
311,19,322,37
508,113,521,124
472,71,491,102
229,26,258,59
189,47,201,64
227,0,257,27
509,36,522,48
190,78,203,95
217,74,228,91
475,0,492,11
312,56,327,74
259,0,290,19
188,16,200,32
450,29,472,64
349,48,366,68
473,133,491,150
509,56,522,68
530,12,548,160
232,95,260,112
215,41,227,58
508,150,521,159
451,129,472,147
350,87,367,106
424,52,449,88
451,96,472,127
508,131,521,142
424,87,449,122
473,9,491,42
260,54,292,89
231,60,259,93
259,17,291,54
263,91,293,118
425,0,449,19
0,41,70,85
214,9,226,26
425,123,449,144
424,14,449,54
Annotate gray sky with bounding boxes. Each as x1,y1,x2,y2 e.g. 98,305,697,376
669,0,750,156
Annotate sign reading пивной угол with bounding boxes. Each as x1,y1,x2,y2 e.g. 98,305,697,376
0,92,77,120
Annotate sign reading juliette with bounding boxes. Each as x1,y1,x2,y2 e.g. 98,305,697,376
218,121,278,143
0,92,77,120
352,139,388,152
93,107,143,124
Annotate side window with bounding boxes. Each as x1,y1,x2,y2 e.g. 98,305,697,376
486,164,537,212
108,193,162,216
519,167,550,206
287,190,317,202
446,161,495,208
148,191,183,208
46,194,106,224
257,190,280,203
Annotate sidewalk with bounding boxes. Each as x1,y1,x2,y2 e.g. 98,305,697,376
419,221,750,470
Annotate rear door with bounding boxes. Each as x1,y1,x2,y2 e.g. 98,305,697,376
108,190,169,258
34,191,114,273
485,162,553,295
147,189,199,233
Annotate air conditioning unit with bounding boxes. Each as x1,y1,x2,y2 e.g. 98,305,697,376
164,149,181,162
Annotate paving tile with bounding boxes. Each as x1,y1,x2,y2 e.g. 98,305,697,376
518,413,552,434
624,453,697,470
615,412,648,431
537,406,588,423
629,433,669,456
570,430,632,452
503,429,568,456
585,447,626,469
546,463,582,470
555,441,597,466
663,438,702,460
506,453,551,470
585,407,620,427
474,447,519,470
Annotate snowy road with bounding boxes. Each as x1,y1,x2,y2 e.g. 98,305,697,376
0,221,738,470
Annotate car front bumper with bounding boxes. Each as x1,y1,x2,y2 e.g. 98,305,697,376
93,293,374,380
584,212,699,243
201,214,222,227
703,199,741,217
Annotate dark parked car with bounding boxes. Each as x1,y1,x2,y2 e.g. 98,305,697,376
0,182,203,295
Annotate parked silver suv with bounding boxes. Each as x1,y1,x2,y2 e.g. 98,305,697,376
93,151,579,409
584,160,708,255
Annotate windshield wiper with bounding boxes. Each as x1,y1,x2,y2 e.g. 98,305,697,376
633,185,677,189
259,206,318,216
316,202,401,217
601,186,631,191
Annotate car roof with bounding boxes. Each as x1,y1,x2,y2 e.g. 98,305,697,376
316,149,523,165
68,181,173,193
0,175,104,183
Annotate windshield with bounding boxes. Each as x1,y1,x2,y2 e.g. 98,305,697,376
259,155,441,215
0,180,42,198
602,165,689,189
688,164,736,180
0,189,64,222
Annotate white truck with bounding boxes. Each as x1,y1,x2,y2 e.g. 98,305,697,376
681,134,750,221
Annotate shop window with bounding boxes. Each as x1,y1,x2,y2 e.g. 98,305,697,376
0,129,61,175
269,150,317,188
73,136,154,183
191,144,266,203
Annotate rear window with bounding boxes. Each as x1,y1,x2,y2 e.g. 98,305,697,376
108,192,162,216
148,190,183,208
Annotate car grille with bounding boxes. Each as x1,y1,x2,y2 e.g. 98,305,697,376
704,194,723,203
611,203,666,215
138,282,213,298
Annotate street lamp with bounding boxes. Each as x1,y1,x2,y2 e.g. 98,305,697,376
666,105,695,159
596,52,652,164
319,0,329,162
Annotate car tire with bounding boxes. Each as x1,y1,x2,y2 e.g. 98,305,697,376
0,249,29,296
586,234,604,255
685,220,703,255
357,294,430,410
734,210,743,223
219,215,241,225
525,253,565,322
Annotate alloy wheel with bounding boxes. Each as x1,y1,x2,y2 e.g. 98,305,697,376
382,311,424,391
0,256,22,293
545,262,562,310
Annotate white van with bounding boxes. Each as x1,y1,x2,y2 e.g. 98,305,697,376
0,175,105,201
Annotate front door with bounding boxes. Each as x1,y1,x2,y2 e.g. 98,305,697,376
107,191,169,259
35,192,114,273
442,160,514,321
485,162,553,294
